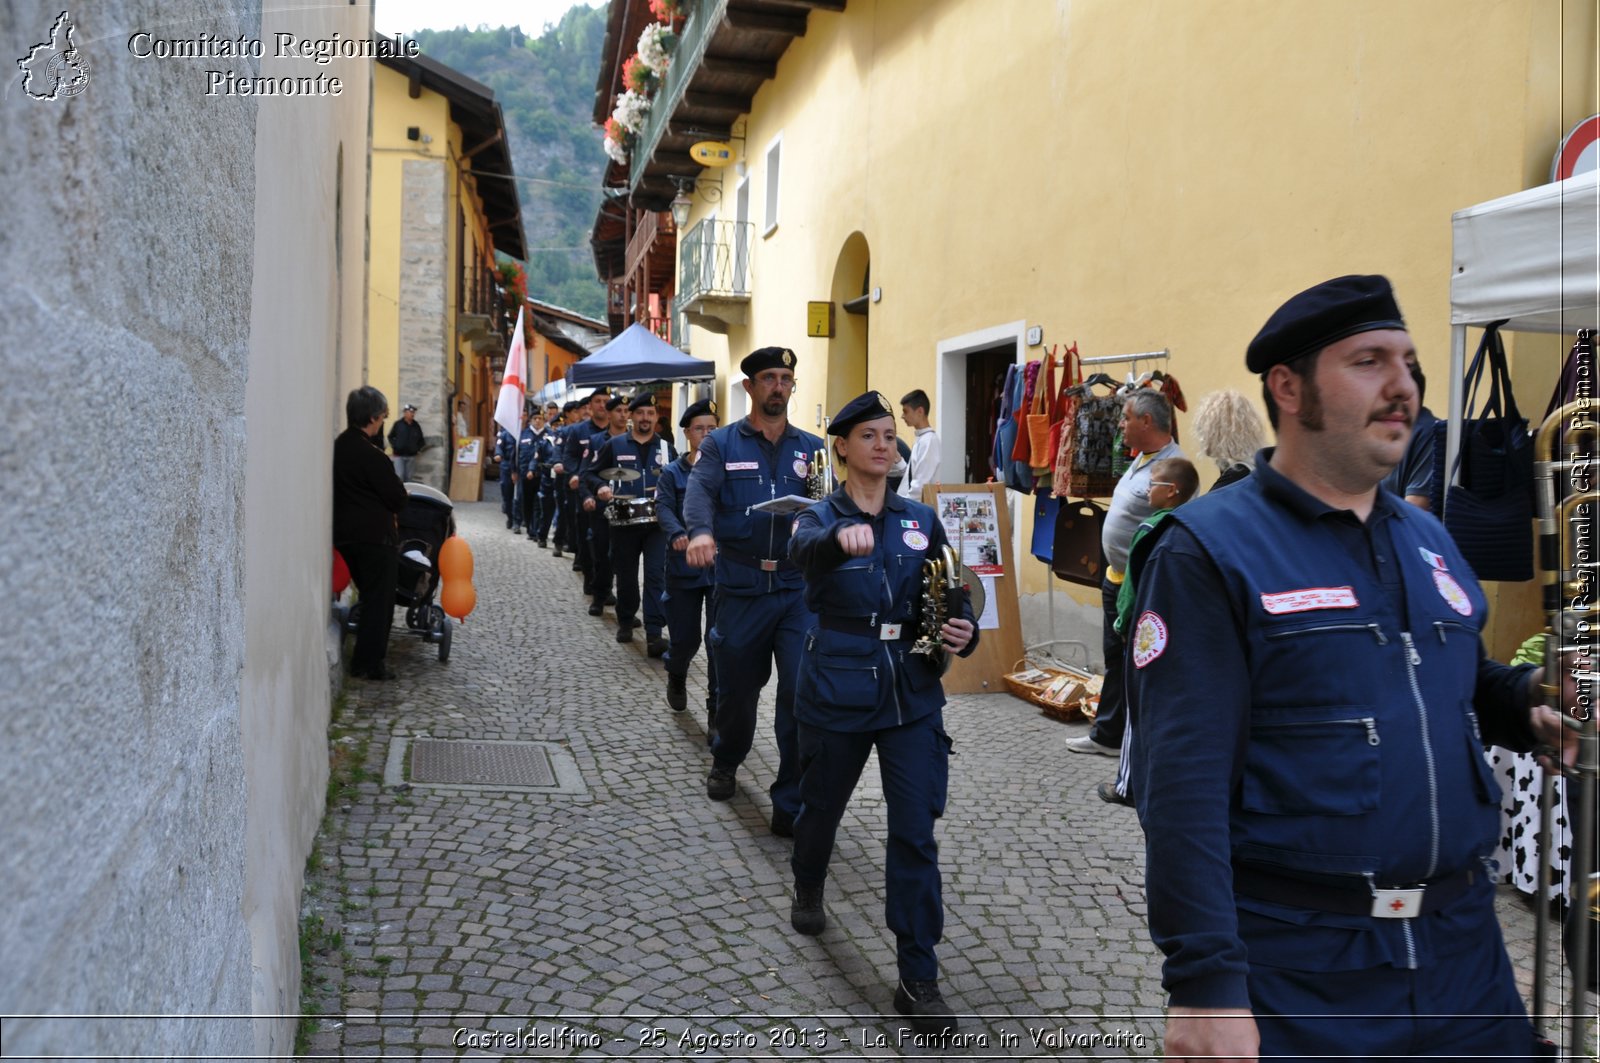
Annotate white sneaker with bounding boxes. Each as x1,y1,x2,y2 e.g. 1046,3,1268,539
1065,735,1119,756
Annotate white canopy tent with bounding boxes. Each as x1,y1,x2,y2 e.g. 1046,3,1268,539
1445,171,1599,475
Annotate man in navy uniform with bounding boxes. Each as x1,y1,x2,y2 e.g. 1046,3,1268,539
517,406,547,541
1128,275,1578,1060
585,393,675,648
684,347,824,834
579,395,629,617
657,398,720,732
494,416,521,533
548,400,582,558
559,389,610,590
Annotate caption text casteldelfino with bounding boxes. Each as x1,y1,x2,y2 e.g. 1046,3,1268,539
126,32,419,96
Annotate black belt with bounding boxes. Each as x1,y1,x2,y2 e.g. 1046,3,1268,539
818,614,915,641
721,548,796,573
1232,863,1478,919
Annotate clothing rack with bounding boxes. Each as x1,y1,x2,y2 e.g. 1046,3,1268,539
1077,348,1170,366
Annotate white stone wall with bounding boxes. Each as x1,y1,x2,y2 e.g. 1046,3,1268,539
0,0,370,1055
240,0,373,1055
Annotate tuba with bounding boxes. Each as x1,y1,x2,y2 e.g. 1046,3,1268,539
806,447,837,500
1529,329,1599,1048
911,543,966,674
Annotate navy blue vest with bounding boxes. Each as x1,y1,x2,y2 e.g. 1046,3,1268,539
706,421,823,594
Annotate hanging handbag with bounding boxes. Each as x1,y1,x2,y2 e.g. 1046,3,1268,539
1027,352,1057,476
1440,322,1535,582
1051,498,1108,587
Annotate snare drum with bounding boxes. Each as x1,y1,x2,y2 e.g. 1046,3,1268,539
607,497,658,527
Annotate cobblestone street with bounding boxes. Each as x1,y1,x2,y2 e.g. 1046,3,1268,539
300,496,1593,1059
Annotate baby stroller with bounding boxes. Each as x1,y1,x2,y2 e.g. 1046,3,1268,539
343,483,457,663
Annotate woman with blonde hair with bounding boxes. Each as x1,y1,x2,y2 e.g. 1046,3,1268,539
1189,388,1266,491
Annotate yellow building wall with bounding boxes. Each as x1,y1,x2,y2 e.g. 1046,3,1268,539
680,0,1598,654
371,64,504,431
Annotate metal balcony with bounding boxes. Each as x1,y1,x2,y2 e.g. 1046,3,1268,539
677,217,753,333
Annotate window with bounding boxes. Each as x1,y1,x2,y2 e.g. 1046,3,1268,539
763,135,782,236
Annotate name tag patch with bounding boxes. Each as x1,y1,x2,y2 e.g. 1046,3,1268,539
1433,569,1473,616
726,461,759,471
1132,611,1168,668
1259,587,1360,614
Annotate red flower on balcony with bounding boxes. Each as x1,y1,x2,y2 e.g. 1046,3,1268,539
648,0,684,24
622,54,655,94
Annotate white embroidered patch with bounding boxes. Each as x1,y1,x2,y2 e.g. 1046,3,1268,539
1258,587,1360,614
1132,611,1168,668
726,461,759,471
1433,569,1473,616
902,530,930,551
793,458,810,478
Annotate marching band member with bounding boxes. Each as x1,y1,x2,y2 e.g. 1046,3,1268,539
657,398,721,736
585,393,675,648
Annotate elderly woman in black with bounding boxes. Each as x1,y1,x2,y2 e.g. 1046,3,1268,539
334,386,408,679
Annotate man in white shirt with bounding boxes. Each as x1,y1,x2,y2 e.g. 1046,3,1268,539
896,389,941,499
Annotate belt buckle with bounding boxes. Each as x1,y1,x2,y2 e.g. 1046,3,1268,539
1370,887,1424,918
879,623,902,640
758,559,779,572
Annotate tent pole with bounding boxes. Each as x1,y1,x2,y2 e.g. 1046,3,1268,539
1443,323,1468,506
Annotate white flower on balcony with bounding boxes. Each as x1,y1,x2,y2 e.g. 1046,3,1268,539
603,133,628,166
612,89,652,135
637,23,673,78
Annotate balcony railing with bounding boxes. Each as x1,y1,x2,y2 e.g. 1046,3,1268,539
671,294,690,352
678,218,753,304
629,0,725,190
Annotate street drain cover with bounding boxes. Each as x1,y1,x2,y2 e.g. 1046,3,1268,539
411,739,556,786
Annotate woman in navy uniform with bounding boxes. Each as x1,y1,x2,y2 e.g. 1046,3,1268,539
787,391,978,1036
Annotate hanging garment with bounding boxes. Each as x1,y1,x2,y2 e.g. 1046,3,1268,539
1067,389,1123,498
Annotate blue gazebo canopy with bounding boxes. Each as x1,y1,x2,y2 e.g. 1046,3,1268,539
566,323,715,386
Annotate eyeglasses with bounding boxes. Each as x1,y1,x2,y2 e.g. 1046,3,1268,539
1148,481,1175,489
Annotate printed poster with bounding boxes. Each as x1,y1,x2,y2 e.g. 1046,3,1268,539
937,491,1003,577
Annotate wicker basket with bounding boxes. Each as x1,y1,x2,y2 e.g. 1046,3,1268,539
1002,659,1101,723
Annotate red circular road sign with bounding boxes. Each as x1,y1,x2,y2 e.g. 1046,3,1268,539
1552,114,1600,182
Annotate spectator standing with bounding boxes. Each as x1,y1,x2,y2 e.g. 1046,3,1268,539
896,389,941,499
1065,389,1184,758
1188,389,1266,492
387,403,425,482
334,386,408,681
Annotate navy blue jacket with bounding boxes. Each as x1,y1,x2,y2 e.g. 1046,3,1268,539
577,428,629,504
1129,451,1539,1009
560,417,609,481
493,427,518,479
682,418,824,596
656,454,714,589
516,427,551,479
789,487,979,731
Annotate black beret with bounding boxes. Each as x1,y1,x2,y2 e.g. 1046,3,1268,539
591,387,610,397
562,400,580,413
827,391,896,436
679,398,718,427
628,392,656,411
605,395,626,411
740,346,797,377
1247,274,1406,374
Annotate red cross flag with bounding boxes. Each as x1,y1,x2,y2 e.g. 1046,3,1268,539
493,306,528,437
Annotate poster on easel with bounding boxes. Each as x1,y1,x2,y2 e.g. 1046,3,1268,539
922,482,1024,695
448,436,484,503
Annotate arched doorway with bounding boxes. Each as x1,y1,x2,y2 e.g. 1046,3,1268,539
826,233,870,424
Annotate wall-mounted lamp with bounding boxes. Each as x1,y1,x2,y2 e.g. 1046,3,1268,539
669,176,695,227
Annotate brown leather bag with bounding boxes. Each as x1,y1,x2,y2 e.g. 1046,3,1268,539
1051,498,1107,587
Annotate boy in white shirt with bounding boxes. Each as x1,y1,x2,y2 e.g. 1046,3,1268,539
896,389,940,499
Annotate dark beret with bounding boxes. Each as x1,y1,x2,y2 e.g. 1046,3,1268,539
827,391,896,436
740,346,797,377
591,387,610,397
605,395,626,411
562,400,580,413
679,398,718,427
628,392,656,411
1247,274,1406,374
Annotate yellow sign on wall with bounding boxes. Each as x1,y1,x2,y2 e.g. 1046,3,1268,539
690,141,735,167
806,301,834,338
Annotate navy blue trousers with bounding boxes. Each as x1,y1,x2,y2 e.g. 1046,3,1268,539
663,583,717,688
588,511,612,602
535,479,558,542
609,523,666,633
500,468,517,525
1245,883,1536,1061
707,589,809,818
791,713,951,982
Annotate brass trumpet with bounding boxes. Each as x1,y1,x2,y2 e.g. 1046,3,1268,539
806,447,837,500
911,543,965,675
1530,329,1598,1046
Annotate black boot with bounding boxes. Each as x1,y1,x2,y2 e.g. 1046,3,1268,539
790,882,825,936
894,980,958,1036
646,635,669,658
706,765,735,801
667,673,687,713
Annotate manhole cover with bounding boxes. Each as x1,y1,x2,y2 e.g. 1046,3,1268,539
411,739,556,786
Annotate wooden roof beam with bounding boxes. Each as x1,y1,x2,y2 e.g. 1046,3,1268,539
699,54,778,80
725,6,808,35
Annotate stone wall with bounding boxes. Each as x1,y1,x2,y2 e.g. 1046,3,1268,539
398,158,449,489
0,1,258,1056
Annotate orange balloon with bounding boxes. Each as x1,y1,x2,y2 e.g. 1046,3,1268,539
438,536,474,581
440,580,476,620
